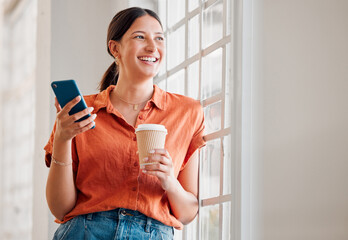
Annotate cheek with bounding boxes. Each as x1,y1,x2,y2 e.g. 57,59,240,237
159,47,166,62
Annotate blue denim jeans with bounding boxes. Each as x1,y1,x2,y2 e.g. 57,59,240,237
52,208,174,240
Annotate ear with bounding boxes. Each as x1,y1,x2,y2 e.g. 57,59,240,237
108,40,120,58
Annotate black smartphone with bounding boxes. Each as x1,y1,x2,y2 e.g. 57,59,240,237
51,79,94,127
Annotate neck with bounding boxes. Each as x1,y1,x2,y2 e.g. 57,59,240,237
112,77,154,104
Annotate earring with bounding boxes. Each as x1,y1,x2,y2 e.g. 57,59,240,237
115,56,119,65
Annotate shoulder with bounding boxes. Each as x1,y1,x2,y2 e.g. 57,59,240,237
165,91,202,110
82,93,98,107
164,91,204,120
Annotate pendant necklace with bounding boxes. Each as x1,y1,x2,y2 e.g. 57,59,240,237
115,93,150,111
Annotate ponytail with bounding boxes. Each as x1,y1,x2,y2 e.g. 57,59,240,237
99,61,118,91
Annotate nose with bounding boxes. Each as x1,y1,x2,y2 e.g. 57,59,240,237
145,39,157,53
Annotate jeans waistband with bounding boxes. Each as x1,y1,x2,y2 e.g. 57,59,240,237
85,208,173,235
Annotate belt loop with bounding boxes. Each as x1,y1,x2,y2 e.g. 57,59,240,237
86,213,93,220
145,217,151,233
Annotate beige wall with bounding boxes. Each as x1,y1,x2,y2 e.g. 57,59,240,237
248,0,348,239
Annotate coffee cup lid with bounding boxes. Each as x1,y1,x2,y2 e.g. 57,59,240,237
135,124,167,133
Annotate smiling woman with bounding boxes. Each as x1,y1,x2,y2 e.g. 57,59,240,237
99,7,164,91
44,6,206,240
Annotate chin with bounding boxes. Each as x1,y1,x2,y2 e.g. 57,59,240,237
140,70,159,79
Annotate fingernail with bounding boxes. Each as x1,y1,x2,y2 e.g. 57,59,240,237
149,150,155,154
92,114,97,119
88,107,94,112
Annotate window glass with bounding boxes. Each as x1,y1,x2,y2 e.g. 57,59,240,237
185,215,198,239
168,0,185,27
201,48,222,100
200,204,220,240
188,15,200,57
157,0,167,31
204,101,221,135
167,25,185,69
156,79,166,91
201,138,220,199
202,0,223,48
187,61,199,99
189,0,200,12
222,202,231,239
167,69,185,95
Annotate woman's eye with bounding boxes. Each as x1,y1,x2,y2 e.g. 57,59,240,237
134,35,144,39
156,37,164,41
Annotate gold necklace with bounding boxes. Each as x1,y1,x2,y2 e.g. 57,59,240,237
115,93,150,111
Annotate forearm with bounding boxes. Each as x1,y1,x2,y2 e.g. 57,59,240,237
166,178,199,225
46,139,77,221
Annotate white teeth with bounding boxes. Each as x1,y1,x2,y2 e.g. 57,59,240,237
139,57,157,62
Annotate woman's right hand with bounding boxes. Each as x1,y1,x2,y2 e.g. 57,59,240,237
54,96,96,142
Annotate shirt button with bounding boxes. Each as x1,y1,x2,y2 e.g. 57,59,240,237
132,187,137,191
138,115,143,120
133,136,136,141
134,162,139,167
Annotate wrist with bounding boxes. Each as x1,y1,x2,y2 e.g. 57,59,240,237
165,176,181,194
53,133,72,145
52,155,72,166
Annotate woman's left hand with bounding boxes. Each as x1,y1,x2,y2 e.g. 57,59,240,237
141,149,176,191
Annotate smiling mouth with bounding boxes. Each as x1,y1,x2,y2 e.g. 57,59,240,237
138,56,159,63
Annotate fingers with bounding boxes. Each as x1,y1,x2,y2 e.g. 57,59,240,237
70,107,94,123
141,149,173,172
73,112,97,129
143,149,171,166
74,117,96,134
149,149,171,161
54,95,96,141
141,149,175,191
61,96,82,115
54,98,62,113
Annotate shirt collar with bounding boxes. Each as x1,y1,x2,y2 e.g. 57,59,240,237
93,84,166,113
150,84,166,110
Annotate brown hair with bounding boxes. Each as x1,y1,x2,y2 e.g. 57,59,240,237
99,7,163,91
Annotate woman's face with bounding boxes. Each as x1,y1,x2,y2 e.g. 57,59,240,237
115,15,165,80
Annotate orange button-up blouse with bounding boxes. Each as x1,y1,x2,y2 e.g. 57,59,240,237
44,84,206,229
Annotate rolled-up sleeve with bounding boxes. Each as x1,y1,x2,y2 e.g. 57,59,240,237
180,103,206,171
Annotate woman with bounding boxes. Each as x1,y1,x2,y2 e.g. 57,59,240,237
45,7,205,240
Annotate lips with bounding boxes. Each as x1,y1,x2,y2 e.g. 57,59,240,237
138,56,159,63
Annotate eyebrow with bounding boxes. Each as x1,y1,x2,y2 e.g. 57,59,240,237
131,31,164,35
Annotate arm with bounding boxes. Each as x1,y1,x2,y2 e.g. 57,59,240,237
141,149,199,224
46,96,96,221
46,138,77,221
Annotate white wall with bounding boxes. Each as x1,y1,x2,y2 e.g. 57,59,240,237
51,0,115,95
248,0,348,239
